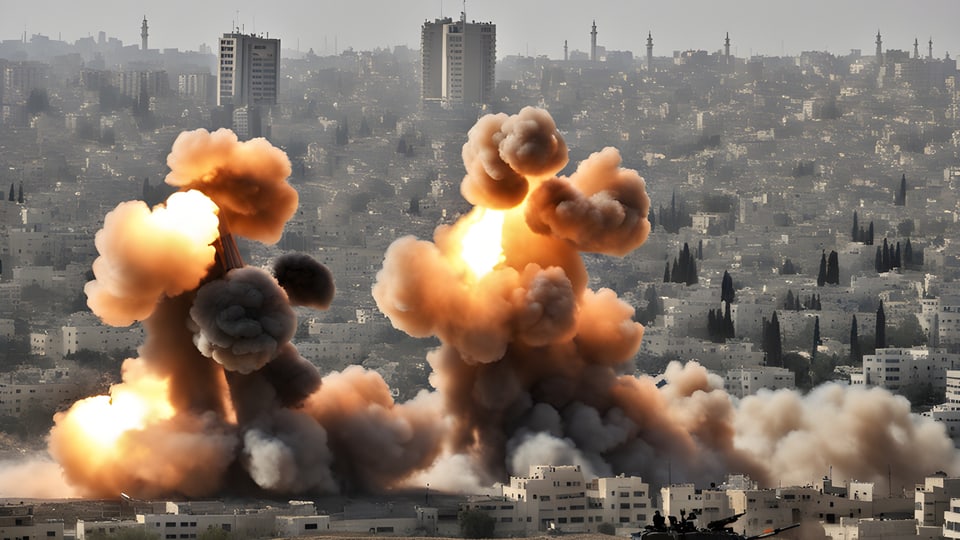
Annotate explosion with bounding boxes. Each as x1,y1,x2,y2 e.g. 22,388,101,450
458,208,506,279
16,109,959,499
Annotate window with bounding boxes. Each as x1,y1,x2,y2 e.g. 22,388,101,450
305,524,318,530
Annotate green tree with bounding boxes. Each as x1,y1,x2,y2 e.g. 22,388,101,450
817,251,827,287
849,315,862,364
876,301,886,349
851,211,859,242
826,251,840,285
721,270,735,304
459,509,496,538
762,312,783,366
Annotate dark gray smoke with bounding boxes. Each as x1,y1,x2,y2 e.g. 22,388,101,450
273,253,335,310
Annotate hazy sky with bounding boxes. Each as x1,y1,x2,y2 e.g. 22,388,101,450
3,0,959,60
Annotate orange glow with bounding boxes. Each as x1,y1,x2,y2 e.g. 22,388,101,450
458,208,505,278
63,374,175,452
154,189,221,242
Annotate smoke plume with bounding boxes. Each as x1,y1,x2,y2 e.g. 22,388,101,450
17,111,959,500
164,128,297,244
273,253,335,309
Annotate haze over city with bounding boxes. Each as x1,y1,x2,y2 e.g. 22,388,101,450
2,1,960,539
3,0,960,59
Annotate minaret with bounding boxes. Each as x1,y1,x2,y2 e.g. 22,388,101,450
724,32,731,65
929,37,934,60
141,16,148,51
646,31,653,71
564,40,568,62
914,38,920,59
875,29,883,66
590,20,597,62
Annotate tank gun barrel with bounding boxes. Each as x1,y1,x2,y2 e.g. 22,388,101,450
707,512,746,531
746,523,800,540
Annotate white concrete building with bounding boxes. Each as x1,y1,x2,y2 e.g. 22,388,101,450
821,517,921,540
862,347,960,393
420,14,495,107
723,365,796,398
0,505,64,540
916,474,960,527
61,314,143,356
217,32,280,107
495,465,652,535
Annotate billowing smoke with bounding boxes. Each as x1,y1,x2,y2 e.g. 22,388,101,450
372,106,960,492
84,190,220,326
18,109,960,499
273,253,335,309
164,128,297,244
461,106,568,209
44,128,441,497
189,266,297,375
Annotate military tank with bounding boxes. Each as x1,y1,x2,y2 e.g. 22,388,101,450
631,511,800,540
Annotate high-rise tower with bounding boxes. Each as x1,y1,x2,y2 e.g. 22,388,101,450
564,40,568,62
646,31,653,71
929,37,934,60
590,21,597,62
217,32,280,107
141,16,148,51
420,14,496,107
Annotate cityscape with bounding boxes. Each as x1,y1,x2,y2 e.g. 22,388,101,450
1,3,960,540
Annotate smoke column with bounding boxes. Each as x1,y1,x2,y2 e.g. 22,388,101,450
27,113,960,498
372,105,960,492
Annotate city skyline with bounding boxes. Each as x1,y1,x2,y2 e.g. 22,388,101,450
2,0,960,60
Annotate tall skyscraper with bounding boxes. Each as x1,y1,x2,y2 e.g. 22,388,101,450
420,13,495,107
217,32,280,107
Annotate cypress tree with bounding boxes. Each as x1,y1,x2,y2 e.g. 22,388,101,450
905,239,913,267
882,238,890,271
894,242,901,269
17,182,23,204
852,211,859,242
7,184,13,202
829,250,840,283
812,316,821,361
648,206,656,232
850,315,862,363
896,173,907,206
671,258,681,283
876,301,886,350
785,290,795,310
817,251,827,287
687,257,698,286
721,271,735,304
827,250,840,285
724,301,735,339
663,261,671,283
764,312,783,366
875,246,883,273
868,221,874,245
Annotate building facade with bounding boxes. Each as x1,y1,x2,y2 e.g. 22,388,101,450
217,33,280,107
420,14,495,107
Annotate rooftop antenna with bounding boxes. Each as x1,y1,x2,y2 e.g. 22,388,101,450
462,0,466,23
